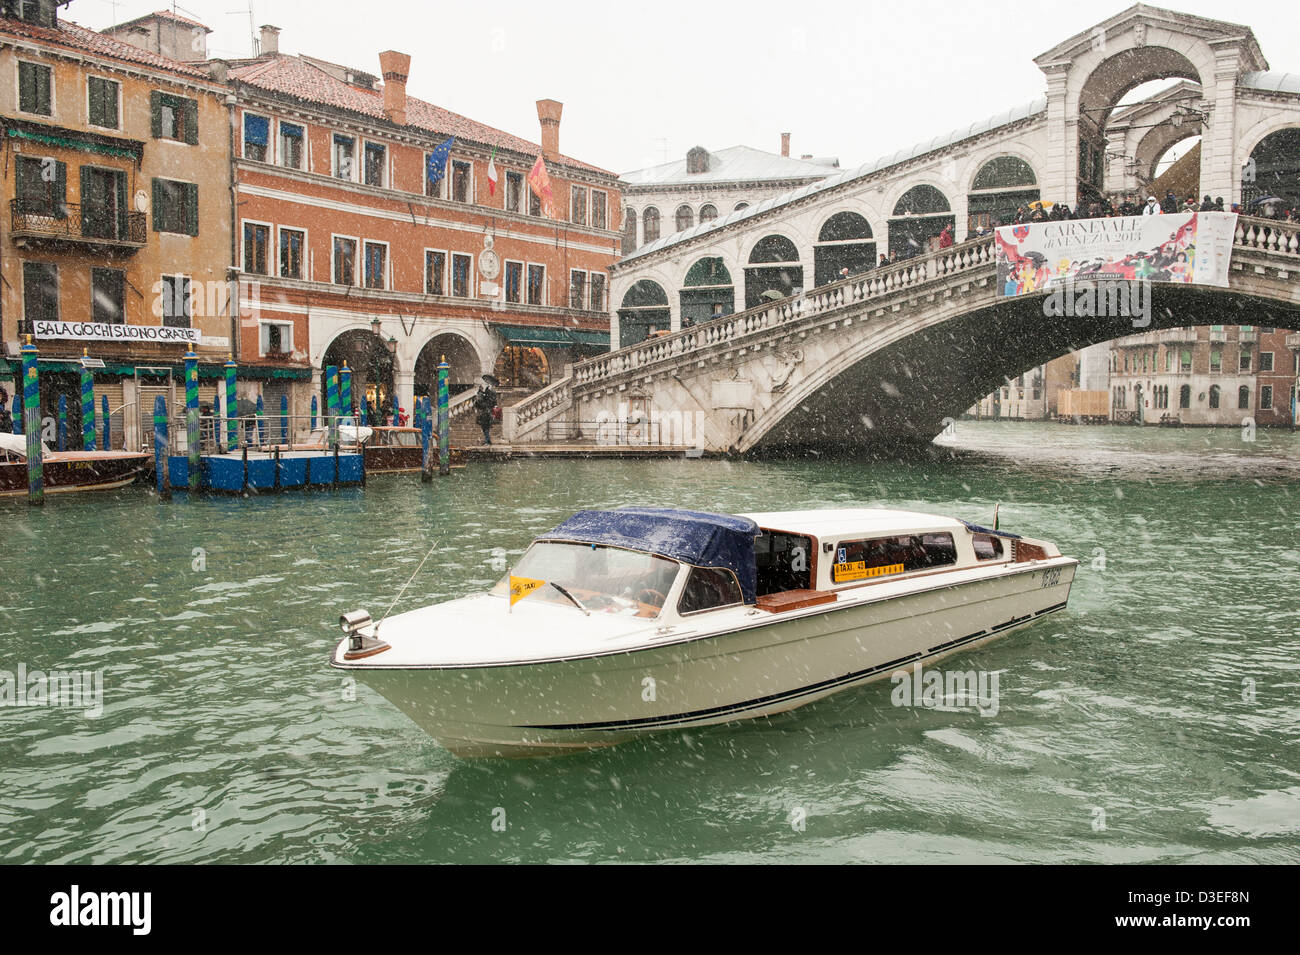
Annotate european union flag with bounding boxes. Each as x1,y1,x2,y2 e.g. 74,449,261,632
426,136,455,189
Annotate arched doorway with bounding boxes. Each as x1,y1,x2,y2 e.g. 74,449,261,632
814,211,876,286
889,185,953,258
744,234,803,309
618,279,670,347
493,347,550,390
322,329,395,418
414,332,481,401
1242,128,1300,214
680,257,735,325
967,156,1039,232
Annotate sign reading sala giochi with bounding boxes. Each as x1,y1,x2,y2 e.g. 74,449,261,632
33,320,201,345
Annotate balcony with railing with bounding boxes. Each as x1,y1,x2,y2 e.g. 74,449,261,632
10,200,147,251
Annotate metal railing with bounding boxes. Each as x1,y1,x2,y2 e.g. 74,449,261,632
10,199,147,246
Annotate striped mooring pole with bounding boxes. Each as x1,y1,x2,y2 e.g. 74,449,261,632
360,396,368,427
57,395,67,452
80,351,96,451
10,392,20,435
310,394,318,430
325,364,339,448
153,394,169,501
437,356,450,476
420,395,434,483
256,394,265,447
339,362,352,422
21,338,42,505
280,394,288,446
224,357,238,450
101,394,110,449
185,350,200,491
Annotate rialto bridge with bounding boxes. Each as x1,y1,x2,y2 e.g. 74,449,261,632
501,4,1300,453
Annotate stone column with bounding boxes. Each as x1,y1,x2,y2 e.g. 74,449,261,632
1199,53,1240,205
1042,65,1072,205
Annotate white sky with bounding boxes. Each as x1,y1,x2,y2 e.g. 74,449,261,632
74,0,1300,175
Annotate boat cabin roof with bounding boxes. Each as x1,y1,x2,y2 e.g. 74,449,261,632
741,508,967,539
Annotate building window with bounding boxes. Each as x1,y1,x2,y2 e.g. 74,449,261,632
676,204,694,232
333,134,355,179
699,203,718,224
505,171,524,213
81,166,128,240
15,155,64,217
333,237,357,285
451,253,472,297
591,189,607,230
22,262,58,324
425,250,445,295
18,61,52,115
451,160,472,203
1238,385,1251,409
1208,385,1220,409
528,187,541,216
243,113,269,161
569,270,587,309
1240,352,1252,372
89,268,124,324
363,142,386,187
1209,348,1221,373
570,185,587,225
590,272,606,312
243,222,270,274
152,92,197,144
1259,351,1274,372
734,201,749,212
279,122,304,169
279,228,304,279
643,207,661,243
260,322,293,356
152,179,198,235
504,260,523,303
526,264,545,306
161,275,191,328
363,241,387,289
1180,348,1192,373
1179,384,1191,409
88,77,120,129
1260,385,1273,409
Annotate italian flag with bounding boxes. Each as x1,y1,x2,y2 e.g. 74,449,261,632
487,146,498,197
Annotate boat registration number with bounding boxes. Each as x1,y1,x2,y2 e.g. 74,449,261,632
834,561,903,582
1040,568,1062,588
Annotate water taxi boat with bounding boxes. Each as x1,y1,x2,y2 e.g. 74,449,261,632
331,506,1077,757
358,426,467,473
0,433,149,497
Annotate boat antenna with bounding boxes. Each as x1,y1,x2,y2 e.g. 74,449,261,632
377,537,439,633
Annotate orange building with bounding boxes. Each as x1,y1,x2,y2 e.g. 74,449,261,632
219,24,622,419
1,2,234,447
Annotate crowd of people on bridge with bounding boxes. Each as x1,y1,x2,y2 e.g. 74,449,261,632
1003,190,1295,227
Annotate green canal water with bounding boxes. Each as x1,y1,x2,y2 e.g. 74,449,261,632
1,421,1297,864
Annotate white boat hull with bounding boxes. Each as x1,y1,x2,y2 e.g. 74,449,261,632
335,557,1076,758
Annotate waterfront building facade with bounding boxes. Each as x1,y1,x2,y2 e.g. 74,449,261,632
212,24,621,417
1,1,233,447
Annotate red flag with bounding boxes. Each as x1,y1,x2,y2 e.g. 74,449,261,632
527,154,553,217
487,147,498,197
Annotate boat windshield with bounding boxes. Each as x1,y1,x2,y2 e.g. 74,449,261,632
491,541,680,617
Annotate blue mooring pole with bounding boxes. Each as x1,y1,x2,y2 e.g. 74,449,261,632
339,362,352,423
11,392,21,435
421,395,434,483
256,394,265,447
101,394,110,449
224,357,238,450
80,352,95,451
57,394,67,451
185,350,200,492
310,394,318,430
280,394,288,446
437,357,450,476
153,394,170,501
21,339,42,505
360,396,368,427
325,365,339,448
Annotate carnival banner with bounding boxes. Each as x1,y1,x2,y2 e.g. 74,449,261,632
33,320,201,344
995,212,1238,297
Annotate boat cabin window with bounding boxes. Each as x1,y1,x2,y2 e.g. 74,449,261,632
755,530,812,595
972,533,1005,561
831,533,957,583
490,541,679,616
677,566,745,615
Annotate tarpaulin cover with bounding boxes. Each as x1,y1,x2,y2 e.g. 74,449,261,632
537,506,760,604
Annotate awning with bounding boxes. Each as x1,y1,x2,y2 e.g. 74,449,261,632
4,119,144,161
490,323,609,348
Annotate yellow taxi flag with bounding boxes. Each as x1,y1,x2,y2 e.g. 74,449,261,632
508,575,546,608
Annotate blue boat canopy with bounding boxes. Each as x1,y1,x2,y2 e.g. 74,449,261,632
537,507,760,604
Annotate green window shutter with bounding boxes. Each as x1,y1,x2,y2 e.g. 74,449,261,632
185,183,199,236
107,83,120,128
54,161,67,220
88,78,101,125
184,99,199,145
19,63,34,112
152,178,163,232
151,91,163,138
37,68,51,114
115,170,128,237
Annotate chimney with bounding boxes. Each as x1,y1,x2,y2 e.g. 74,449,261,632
536,99,563,158
259,24,280,55
781,132,790,157
379,50,411,126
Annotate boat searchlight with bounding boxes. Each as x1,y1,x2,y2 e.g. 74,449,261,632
340,609,372,639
